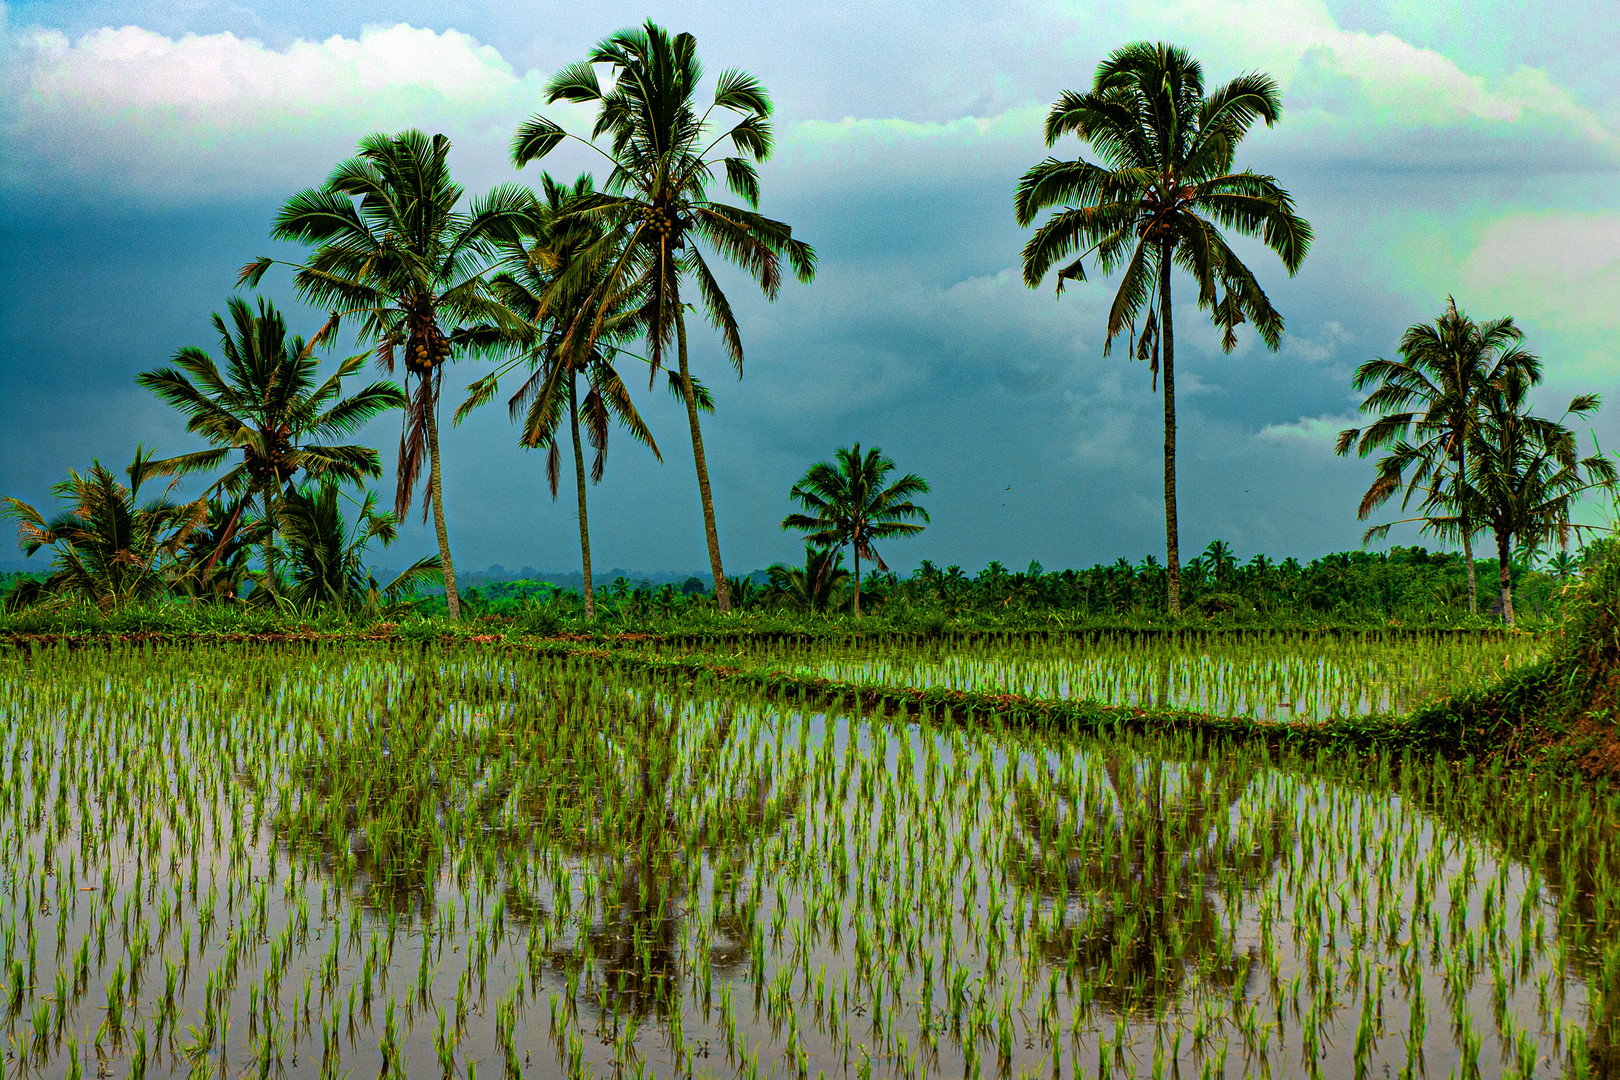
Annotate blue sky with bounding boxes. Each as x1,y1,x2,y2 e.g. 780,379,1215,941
2,0,1616,575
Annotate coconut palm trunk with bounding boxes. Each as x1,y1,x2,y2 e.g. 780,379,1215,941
1457,445,1478,614
852,542,862,618
1495,530,1514,625
1159,241,1182,617
260,485,280,597
675,312,731,611
568,374,596,619
425,396,462,619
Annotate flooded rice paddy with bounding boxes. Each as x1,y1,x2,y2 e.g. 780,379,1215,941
636,633,1543,722
1,641,1615,1079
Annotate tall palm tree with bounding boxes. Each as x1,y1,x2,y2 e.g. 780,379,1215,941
240,130,533,619
1463,376,1613,624
510,21,816,611
136,295,405,595
1,448,205,611
1015,42,1311,616
457,174,661,620
781,444,930,617
1335,299,1538,614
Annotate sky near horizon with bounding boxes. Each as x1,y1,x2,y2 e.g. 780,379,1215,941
1,0,1617,576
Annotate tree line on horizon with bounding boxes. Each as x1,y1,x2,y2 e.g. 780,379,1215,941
1,30,1612,626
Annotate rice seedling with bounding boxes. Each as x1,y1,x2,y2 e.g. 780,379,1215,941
0,640,1612,1078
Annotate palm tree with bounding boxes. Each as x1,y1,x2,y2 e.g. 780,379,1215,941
457,174,662,620
511,21,816,611
1015,42,1311,616
276,481,443,614
136,295,405,596
1463,377,1613,624
240,130,534,619
781,443,930,617
1200,538,1236,586
173,498,264,601
1336,299,1539,614
1,448,205,611
1543,549,1581,581
765,545,850,614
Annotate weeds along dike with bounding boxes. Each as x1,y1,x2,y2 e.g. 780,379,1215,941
1402,542,1620,778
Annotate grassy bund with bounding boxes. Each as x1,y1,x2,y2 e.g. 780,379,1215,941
1,556,1618,1079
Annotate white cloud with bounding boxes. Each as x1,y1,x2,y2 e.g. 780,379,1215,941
1256,412,1358,448
779,105,1047,193
1280,319,1353,364
1460,211,1620,334
0,18,570,197
1122,0,1620,166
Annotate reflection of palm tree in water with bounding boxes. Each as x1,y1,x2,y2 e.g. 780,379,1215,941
1006,752,1287,1013
539,694,802,1019
277,667,801,984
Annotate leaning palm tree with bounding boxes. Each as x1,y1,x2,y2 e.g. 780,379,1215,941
510,21,816,611
1462,376,1613,624
1015,42,1311,616
781,443,930,617
240,130,534,619
457,174,661,620
1335,299,1539,614
136,295,405,595
1,447,205,611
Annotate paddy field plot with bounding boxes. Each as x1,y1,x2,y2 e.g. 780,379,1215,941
0,642,1614,1079
635,632,1543,721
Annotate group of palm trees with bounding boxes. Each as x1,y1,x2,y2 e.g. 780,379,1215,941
1014,42,1608,624
4,32,1607,623
231,23,813,619
1336,300,1613,624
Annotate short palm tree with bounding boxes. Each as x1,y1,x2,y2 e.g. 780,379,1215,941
240,130,534,619
136,295,405,595
1,447,205,611
781,444,930,617
457,173,661,620
276,481,443,614
511,21,816,611
1543,549,1581,581
766,544,850,615
1336,298,1539,614
1463,376,1613,624
173,498,264,601
1015,42,1311,616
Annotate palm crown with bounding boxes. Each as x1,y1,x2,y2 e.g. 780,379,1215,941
459,172,663,618
1336,298,1539,613
1,448,204,612
242,129,534,618
1461,375,1613,623
1015,43,1310,365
